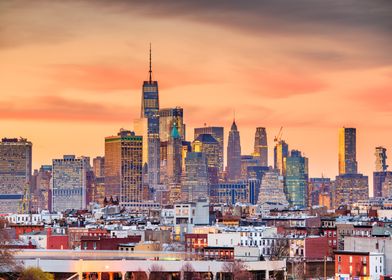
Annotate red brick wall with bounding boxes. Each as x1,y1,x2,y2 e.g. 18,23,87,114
305,236,329,260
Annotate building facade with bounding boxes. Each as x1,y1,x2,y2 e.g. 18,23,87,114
254,127,268,167
338,127,358,175
52,155,89,212
104,130,143,205
194,127,224,173
159,107,185,142
0,138,32,214
284,150,308,208
227,121,242,181
181,152,208,202
274,140,288,176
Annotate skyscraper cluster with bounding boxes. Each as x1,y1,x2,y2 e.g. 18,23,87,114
0,48,388,215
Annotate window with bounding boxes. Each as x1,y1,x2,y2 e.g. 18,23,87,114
349,256,352,263
338,256,341,262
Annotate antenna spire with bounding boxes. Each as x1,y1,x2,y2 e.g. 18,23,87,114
149,43,152,83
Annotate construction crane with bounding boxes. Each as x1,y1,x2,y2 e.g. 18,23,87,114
274,126,283,143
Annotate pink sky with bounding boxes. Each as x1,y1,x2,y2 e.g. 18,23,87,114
1,1,392,193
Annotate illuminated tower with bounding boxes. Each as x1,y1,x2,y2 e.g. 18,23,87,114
227,120,242,181
135,45,160,188
274,140,289,176
254,127,268,167
338,127,357,175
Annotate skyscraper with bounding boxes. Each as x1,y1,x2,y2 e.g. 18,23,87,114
166,123,183,185
373,146,391,197
227,120,242,181
159,107,185,142
0,138,32,214
182,152,208,202
254,127,268,167
92,156,105,178
274,140,289,176
194,126,224,172
104,129,143,205
284,150,309,208
375,146,388,172
192,134,220,185
52,155,90,212
338,127,358,175
134,45,160,188
335,127,368,206
30,165,52,212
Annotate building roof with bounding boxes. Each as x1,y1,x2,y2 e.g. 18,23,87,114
194,134,218,143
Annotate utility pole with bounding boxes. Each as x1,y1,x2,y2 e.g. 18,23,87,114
324,255,327,279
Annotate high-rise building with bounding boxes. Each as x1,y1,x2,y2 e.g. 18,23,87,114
284,150,309,208
335,128,368,205
373,147,391,197
338,127,358,175
334,174,368,206
104,129,143,205
166,123,183,185
92,156,105,178
192,134,220,185
375,146,388,172
381,173,392,197
181,152,208,202
52,155,90,212
254,127,268,167
227,120,242,181
0,138,32,214
134,45,160,188
308,177,332,208
30,165,52,212
194,126,224,172
257,170,288,208
240,155,259,180
274,140,289,176
159,107,185,142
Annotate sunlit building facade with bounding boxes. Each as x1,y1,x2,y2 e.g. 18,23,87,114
0,138,32,214
274,140,289,176
104,130,143,205
194,127,224,172
52,155,90,212
192,134,220,186
159,107,185,142
334,173,368,206
338,127,358,175
254,127,268,167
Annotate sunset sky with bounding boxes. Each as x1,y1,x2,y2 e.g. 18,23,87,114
1,1,392,192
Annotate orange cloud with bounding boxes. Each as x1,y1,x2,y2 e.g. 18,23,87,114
246,69,327,98
0,96,135,122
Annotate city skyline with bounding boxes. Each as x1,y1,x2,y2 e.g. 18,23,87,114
1,0,392,189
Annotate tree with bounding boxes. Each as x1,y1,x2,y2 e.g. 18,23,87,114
181,262,201,280
149,264,166,280
0,218,20,272
132,268,148,280
269,238,289,261
18,267,54,280
222,260,253,280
